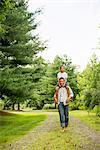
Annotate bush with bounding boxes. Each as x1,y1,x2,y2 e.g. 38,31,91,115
69,101,79,110
43,103,56,110
92,105,100,116
0,100,4,110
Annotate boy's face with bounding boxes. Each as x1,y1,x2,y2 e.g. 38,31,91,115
59,79,65,86
60,66,65,72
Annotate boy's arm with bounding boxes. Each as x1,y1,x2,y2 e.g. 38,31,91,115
54,86,59,104
66,86,74,103
54,92,58,104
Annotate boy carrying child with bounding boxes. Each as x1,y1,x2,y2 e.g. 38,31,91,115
54,65,73,131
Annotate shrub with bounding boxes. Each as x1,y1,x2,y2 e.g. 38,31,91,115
43,103,56,110
0,100,4,110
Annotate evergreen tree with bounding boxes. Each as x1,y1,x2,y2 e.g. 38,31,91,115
0,0,46,110
0,0,45,67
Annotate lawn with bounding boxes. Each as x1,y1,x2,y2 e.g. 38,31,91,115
0,110,99,150
0,111,47,144
70,110,100,131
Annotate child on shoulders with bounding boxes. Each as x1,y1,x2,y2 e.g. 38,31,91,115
57,65,68,88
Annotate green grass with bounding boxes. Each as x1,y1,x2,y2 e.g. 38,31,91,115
70,110,100,131
29,110,99,150
0,111,47,144
0,110,99,150
30,122,91,150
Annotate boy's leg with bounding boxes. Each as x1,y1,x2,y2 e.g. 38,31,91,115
64,105,69,127
58,102,65,128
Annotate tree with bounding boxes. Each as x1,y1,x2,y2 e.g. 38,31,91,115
36,55,79,109
0,0,45,67
26,57,47,109
77,53,100,115
0,0,46,110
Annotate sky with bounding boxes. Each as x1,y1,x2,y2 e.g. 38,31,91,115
28,0,100,71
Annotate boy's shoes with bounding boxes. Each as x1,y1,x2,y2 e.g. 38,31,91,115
61,127,65,132
61,127,68,132
64,127,67,131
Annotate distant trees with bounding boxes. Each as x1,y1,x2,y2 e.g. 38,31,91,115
32,55,79,109
77,54,100,115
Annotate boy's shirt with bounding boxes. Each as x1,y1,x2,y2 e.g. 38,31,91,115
57,72,68,82
58,86,73,105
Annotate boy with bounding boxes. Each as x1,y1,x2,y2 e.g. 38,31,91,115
54,77,73,131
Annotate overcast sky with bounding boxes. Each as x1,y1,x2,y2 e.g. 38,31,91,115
28,0,100,71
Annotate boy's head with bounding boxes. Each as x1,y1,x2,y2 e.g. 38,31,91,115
59,77,65,86
60,65,65,73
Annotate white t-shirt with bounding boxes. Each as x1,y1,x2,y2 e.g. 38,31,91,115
57,72,68,82
58,86,73,105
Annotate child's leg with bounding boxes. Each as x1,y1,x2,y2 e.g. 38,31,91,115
65,82,68,88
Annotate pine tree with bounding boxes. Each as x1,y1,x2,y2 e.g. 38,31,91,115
0,0,45,67
0,0,46,110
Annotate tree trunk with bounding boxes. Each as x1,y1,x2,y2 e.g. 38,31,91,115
18,102,20,111
12,103,15,110
3,105,6,110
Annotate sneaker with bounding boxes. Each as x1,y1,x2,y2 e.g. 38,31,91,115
61,127,65,132
64,127,67,131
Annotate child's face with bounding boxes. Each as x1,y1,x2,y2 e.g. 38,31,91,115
60,66,65,72
59,79,65,86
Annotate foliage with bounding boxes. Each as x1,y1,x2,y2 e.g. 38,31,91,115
77,53,100,115
0,0,46,110
0,1,99,112
43,103,56,110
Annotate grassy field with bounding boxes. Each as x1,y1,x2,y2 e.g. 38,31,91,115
0,110,99,150
0,111,47,144
70,110,100,131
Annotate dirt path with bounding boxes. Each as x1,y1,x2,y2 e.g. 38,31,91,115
1,112,100,150
71,116,100,146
